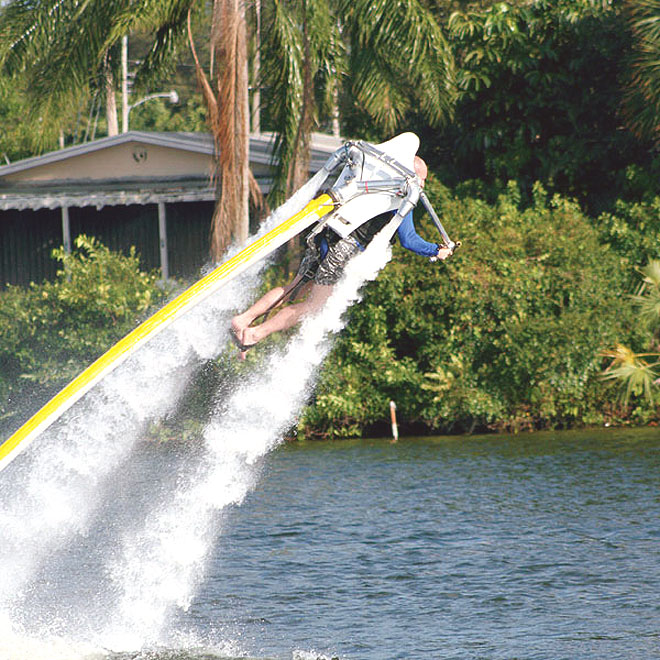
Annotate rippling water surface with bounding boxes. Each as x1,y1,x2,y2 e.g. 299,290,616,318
166,427,659,660
4,427,660,660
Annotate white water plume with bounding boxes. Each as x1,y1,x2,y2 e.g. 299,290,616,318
101,228,394,651
0,277,247,608
0,170,330,623
0,169,344,658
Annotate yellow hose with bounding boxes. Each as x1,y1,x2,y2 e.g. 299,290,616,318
0,194,335,472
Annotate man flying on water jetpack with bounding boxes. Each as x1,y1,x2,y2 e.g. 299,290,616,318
231,141,457,360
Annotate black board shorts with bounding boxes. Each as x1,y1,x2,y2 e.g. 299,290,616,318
297,235,361,286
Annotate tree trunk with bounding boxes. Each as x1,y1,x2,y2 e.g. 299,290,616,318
251,0,261,134
188,2,256,260
283,0,315,273
207,0,250,259
286,0,314,197
105,62,119,137
331,80,340,138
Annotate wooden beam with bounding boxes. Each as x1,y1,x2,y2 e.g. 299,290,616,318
157,201,169,280
61,206,71,253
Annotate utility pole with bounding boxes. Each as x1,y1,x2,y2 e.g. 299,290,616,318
122,35,129,133
251,0,261,134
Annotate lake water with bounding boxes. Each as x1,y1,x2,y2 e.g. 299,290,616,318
174,427,660,659
3,427,660,660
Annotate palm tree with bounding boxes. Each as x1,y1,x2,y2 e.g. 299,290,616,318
602,260,660,404
261,0,456,205
0,0,254,259
0,0,124,143
623,0,660,142
187,0,251,256
1,0,456,260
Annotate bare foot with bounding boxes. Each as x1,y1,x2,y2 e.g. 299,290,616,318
231,316,246,336
229,320,257,361
241,326,258,347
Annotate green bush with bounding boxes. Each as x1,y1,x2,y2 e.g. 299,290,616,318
596,194,660,272
0,235,168,427
299,179,642,437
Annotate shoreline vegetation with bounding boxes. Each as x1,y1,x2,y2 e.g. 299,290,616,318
1,179,658,442
1,1,659,440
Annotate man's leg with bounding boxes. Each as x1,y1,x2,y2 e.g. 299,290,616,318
232,239,323,339
229,236,353,359
241,283,333,347
231,275,307,334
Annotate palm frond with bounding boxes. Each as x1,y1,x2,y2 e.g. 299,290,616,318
0,0,82,71
623,0,660,141
261,0,305,205
1,0,126,137
338,0,455,130
640,259,660,288
634,288,660,334
631,259,660,334
188,6,218,126
602,344,659,404
0,0,199,148
307,0,345,116
104,0,195,94
349,50,408,133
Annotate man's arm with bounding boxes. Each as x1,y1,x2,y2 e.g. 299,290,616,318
397,211,450,259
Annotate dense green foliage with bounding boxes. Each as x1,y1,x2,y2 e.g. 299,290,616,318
596,191,660,270
0,190,656,439
1,0,659,437
623,0,660,143
0,75,41,162
0,236,168,429
406,1,655,212
298,178,653,438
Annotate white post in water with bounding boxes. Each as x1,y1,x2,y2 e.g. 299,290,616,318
390,400,399,443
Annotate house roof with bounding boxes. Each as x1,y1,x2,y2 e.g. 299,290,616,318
0,131,343,212
0,132,213,180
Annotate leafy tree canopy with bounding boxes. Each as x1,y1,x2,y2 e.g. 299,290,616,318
405,0,654,213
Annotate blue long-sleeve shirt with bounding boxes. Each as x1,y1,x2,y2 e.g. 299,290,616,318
396,211,439,257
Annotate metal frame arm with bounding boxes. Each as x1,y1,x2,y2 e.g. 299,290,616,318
394,182,421,221
419,191,459,253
